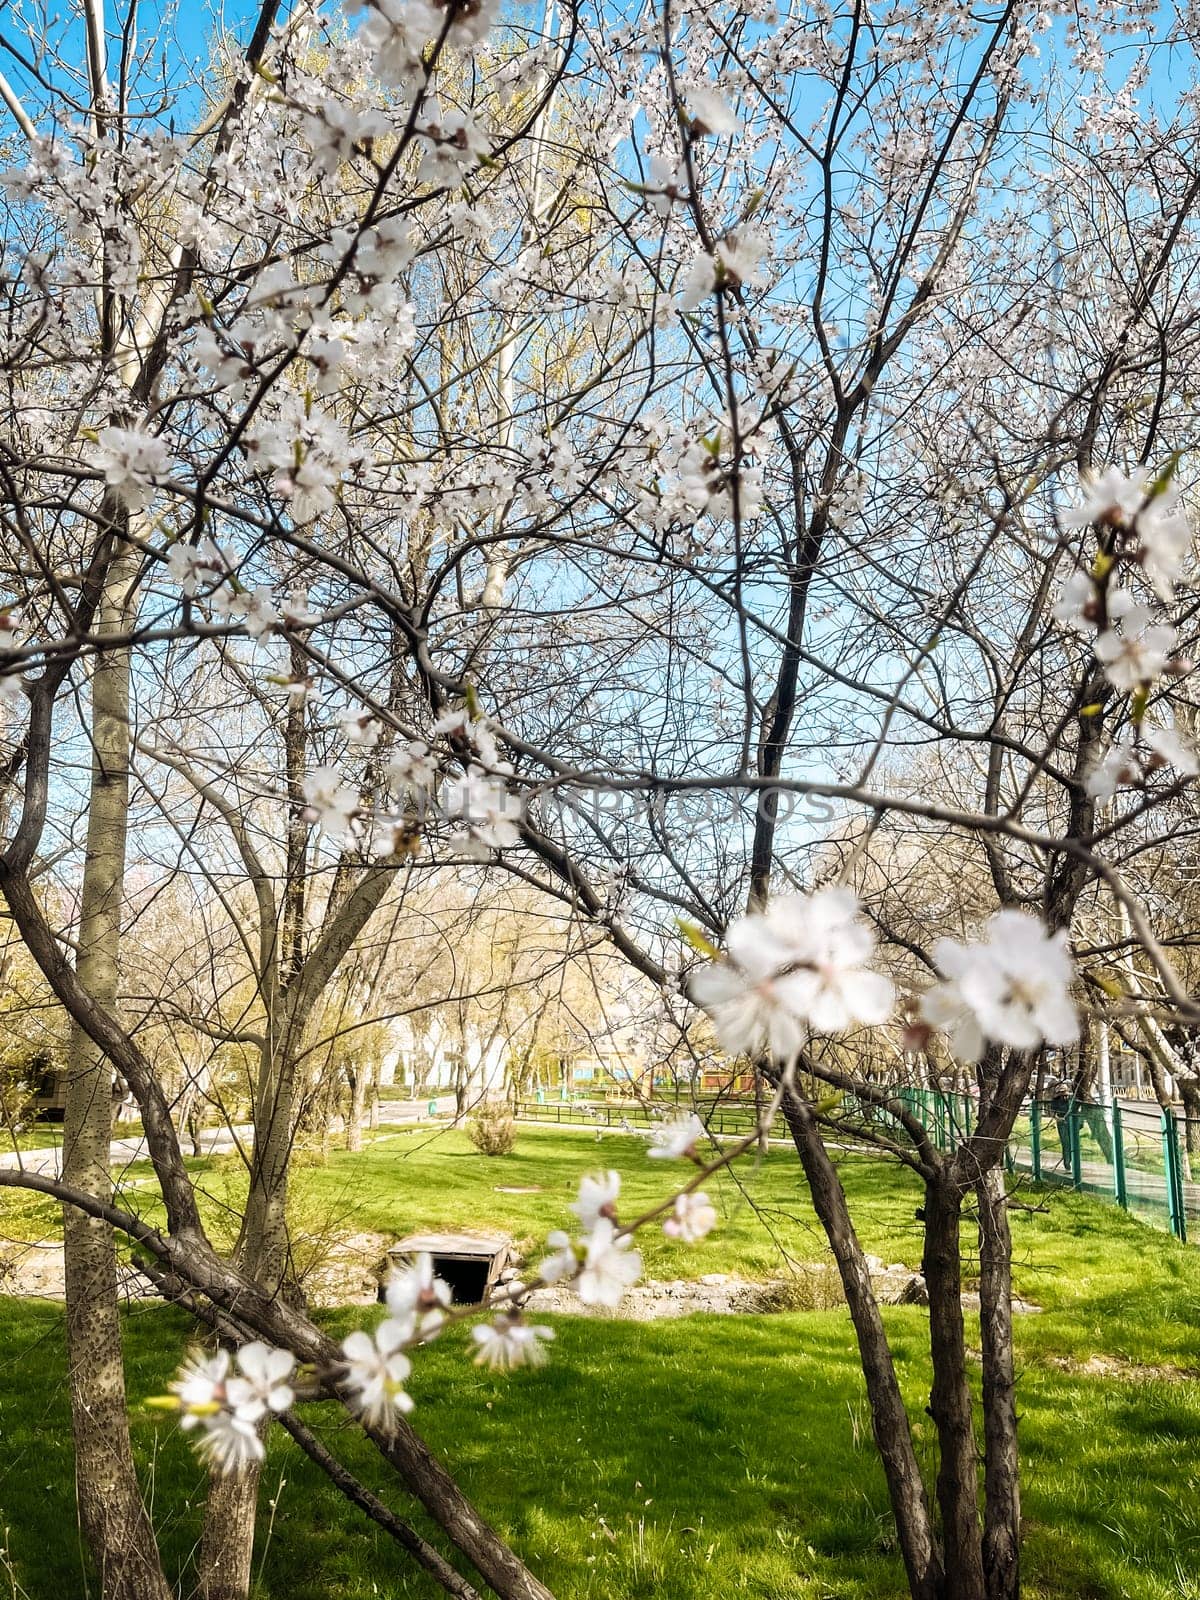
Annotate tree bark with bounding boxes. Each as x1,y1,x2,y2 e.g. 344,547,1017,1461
976,1164,1020,1600
197,1467,260,1600
62,540,172,1600
922,1179,985,1600
347,1064,367,1152
201,1034,299,1600
778,1085,944,1600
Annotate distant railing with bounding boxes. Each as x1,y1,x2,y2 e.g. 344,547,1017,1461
512,1096,777,1140
512,1088,1197,1244
881,1087,1196,1242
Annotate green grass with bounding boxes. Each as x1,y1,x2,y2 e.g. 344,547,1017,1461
2,1128,1199,1599
117,1124,933,1287
0,1121,63,1153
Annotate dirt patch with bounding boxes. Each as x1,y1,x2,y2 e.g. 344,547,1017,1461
299,1230,391,1307
1043,1352,1199,1383
0,1240,156,1301
526,1273,780,1319
0,1229,393,1308
522,1261,1030,1321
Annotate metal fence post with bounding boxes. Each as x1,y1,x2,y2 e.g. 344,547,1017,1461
1163,1109,1187,1241
1030,1099,1042,1182
1111,1102,1127,1209
1069,1109,1082,1190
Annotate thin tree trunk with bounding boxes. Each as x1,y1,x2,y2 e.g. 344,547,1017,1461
922,1179,985,1600
197,1468,260,1600
778,1086,944,1600
976,1165,1020,1600
62,541,172,1600
201,1036,297,1600
1180,1078,1200,1157
347,1066,367,1152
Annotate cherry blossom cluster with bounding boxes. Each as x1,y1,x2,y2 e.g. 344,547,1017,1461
299,705,520,859
159,1343,296,1474
689,891,1081,1069
917,911,1079,1064
689,888,896,1061
1053,467,1197,798
0,609,25,714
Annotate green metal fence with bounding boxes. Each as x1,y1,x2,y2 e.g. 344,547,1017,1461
889,1088,1196,1242
512,1088,1197,1244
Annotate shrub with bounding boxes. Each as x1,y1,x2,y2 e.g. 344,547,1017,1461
467,1101,517,1156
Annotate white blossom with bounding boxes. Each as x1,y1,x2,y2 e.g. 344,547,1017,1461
0,673,25,713
1051,569,1099,632
341,1320,415,1430
1137,494,1191,600
1062,467,1192,598
170,1348,230,1419
340,708,383,749
918,972,985,1065
164,538,227,596
92,424,169,511
1062,465,1150,530
715,227,769,288
166,1344,291,1475
302,766,359,839
644,153,688,216
647,1111,705,1160
576,1217,641,1308
415,108,490,188
1085,734,1141,800
194,1409,263,1474
225,1342,296,1423
384,1251,452,1337
471,1316,555,1371
279,589,321,629
921,911,1079,1062
432,708,506,770
537,1229,577,1284
441,767,520,854
212,583,279,641
690,888,894,1059
1095,601,1177,692
387,740,438,796
678,251,719,310
662,1191,718,1243
569,1170,620,1229
1143,719,1199,777
685,85,738,137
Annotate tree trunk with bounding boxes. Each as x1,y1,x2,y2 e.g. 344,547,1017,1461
778,1085,944,1600
202,1036,299,1600
1180,1078,1200,1157
197,1467,260,1600
239,1036,301,1297
922,1179,985,1600
347,1066,367,1152
62,541,172,1600
976,1165,1020,1600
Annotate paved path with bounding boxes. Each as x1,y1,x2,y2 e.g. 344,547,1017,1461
1008,1143,1200,1220
0,1097,456,1180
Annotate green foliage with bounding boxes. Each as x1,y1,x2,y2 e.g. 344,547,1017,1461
466,1101,517,1156
3,1131,1199,1597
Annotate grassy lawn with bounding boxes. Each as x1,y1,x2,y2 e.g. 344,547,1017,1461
113,1124,936,1284
1,1126,1199,1599
0,1121,64,1153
